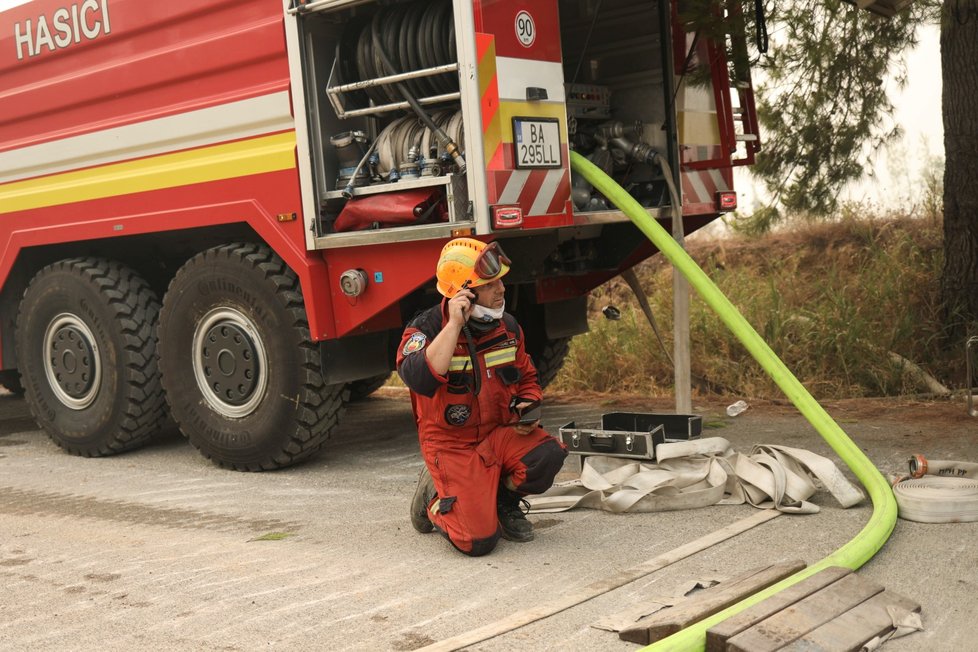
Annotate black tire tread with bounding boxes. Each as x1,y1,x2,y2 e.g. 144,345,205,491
161,243,347,471
346,372,392,402
531,336,571,390
18,258,167,456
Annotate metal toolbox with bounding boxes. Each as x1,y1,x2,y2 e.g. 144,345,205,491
558,412,702,461
604,412,703,442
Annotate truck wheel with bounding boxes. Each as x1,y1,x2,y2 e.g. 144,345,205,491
527,336,571,390
15,259,167,456
346,372,392,401
0,370,24,395
158,244,346,471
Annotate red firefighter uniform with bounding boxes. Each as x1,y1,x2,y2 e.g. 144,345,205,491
397,298,567,555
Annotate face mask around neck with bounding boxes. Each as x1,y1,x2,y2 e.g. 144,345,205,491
469,300,505,323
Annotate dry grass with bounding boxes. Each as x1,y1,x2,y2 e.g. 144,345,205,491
551,213,955,400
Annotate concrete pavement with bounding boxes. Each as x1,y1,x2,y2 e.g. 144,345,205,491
0,389,975,651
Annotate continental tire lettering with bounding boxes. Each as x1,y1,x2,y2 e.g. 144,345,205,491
209,429,253,447
77,298,107,344
189,410,254,447
14,0,110,61
30,372,57,421
196,279,269,323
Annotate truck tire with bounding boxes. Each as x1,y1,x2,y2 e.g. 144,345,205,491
158,243,346,471
346,372,392,401
15,258,167,456
527,336,571,390
0,370,24,395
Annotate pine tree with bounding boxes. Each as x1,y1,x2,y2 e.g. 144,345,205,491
719,0,976,342
939,1,978,343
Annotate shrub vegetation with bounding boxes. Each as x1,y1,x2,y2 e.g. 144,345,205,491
551,211,954,400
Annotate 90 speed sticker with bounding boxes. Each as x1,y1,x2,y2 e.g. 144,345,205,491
515,10,535,48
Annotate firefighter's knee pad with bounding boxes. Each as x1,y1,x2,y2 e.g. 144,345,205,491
517,438,568,494
451,531,500,557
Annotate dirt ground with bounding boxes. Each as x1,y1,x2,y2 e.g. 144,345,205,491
548,389,975,446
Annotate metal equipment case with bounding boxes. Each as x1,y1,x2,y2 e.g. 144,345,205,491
559,412,703,461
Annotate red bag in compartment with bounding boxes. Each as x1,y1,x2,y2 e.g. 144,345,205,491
333,188,447,232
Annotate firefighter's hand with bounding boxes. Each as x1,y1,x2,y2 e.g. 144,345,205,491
447,289,475,328
513,420,539,436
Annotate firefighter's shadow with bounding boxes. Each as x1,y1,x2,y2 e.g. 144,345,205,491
327,396,418,454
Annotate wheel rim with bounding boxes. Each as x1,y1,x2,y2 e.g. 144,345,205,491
192,308,267,418
43,314,101,410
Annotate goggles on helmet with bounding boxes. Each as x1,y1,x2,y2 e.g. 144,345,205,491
473,241,511,280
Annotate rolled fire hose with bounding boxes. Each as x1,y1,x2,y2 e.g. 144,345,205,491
893,454,978,523
569,151,897,652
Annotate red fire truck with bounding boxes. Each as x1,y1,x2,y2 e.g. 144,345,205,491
0,0,759,470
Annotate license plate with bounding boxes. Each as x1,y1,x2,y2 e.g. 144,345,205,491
513,118,562,169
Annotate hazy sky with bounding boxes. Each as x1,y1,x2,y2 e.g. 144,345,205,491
0,0,32,12
737,23,943,213
851,23,943,206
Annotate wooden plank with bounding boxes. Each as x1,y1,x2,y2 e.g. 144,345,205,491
415,510,782,652
779,590,921,652
705,566,852,651
726,572,884,652
618,560,807,645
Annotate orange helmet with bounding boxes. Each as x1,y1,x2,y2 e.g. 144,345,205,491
435,238,511,297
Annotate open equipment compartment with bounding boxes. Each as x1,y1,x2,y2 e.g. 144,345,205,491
295,0,473,240
293,0,683,245
558,0,674,217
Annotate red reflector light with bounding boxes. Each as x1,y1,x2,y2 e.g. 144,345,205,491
492,206,523,229
717,191,737,212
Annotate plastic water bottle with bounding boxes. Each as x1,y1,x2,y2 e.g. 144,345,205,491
726,400,749,417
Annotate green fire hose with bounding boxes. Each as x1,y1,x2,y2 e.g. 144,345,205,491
569,151,897,652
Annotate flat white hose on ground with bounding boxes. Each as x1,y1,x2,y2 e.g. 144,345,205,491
528,437,864,514
569,151,897,652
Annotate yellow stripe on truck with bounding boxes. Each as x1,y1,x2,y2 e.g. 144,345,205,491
478,35,501,167
0,131,297,214
677,110,721,146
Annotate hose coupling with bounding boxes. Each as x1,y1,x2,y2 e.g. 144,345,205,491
908,454,928,479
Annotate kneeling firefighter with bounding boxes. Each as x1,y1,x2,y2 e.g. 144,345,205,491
397,238,568,556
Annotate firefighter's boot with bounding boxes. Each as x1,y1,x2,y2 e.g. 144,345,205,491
497,487,534,542
410,466,436,533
